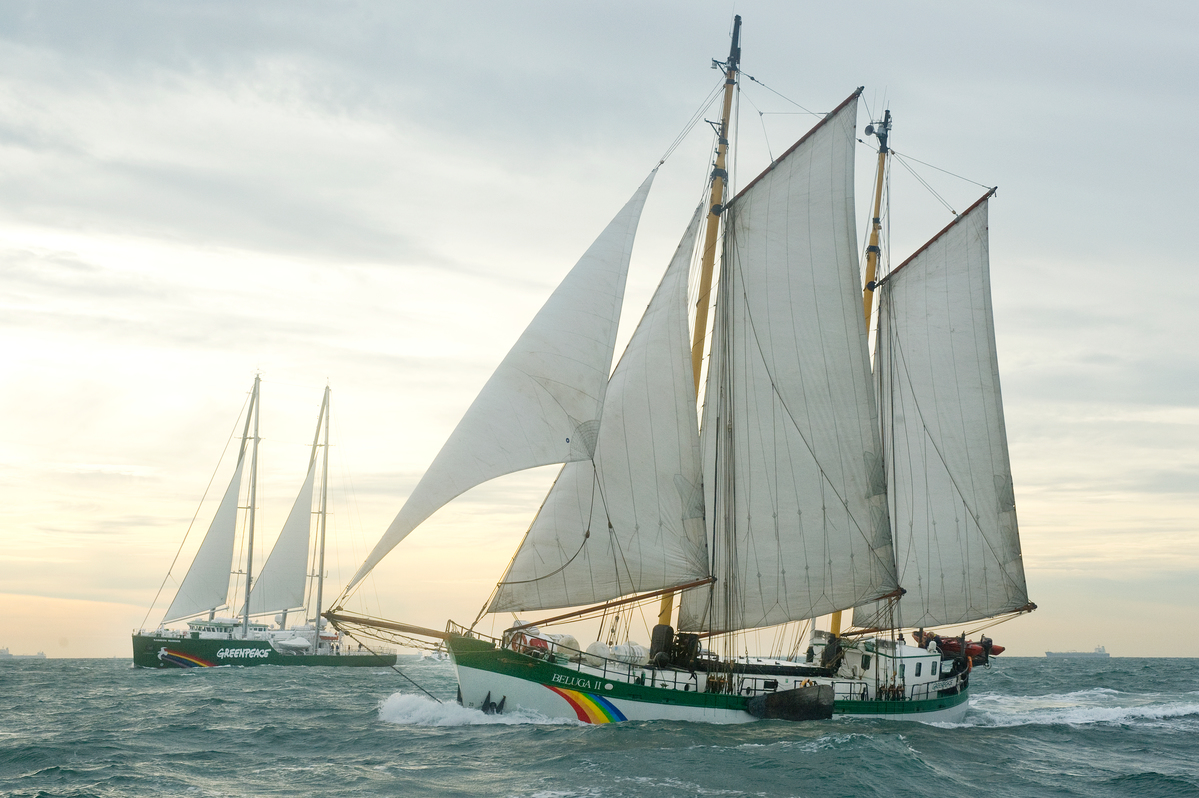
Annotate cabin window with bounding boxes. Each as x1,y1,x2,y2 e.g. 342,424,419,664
900,664,906,678
931,661,938,675
861,655,871,671
915,662,922,677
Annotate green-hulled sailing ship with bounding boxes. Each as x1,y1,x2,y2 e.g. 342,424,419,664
132,380,396,668
328,16,1033,722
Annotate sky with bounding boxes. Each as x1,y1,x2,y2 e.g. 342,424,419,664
1,1,1196,658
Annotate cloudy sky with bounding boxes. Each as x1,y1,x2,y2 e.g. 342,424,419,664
1,1,1195,658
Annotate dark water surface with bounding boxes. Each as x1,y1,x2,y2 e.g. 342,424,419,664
1,656,1197,797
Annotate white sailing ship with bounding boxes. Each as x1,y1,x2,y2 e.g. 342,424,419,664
132,380,395,668
329,16,1033,722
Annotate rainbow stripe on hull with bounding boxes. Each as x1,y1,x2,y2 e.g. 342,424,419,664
156,648,217,668
545,686,627,723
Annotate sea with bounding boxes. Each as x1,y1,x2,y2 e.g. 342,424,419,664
1,656,1197,798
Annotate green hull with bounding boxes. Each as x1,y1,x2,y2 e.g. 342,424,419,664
832,683,970,717
448,634,967,723
449,634,754,717
132,634,396,668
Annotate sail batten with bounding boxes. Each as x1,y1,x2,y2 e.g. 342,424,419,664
346,171,657,591
488,203,710,613
852,196,1029,630
680,95,899,636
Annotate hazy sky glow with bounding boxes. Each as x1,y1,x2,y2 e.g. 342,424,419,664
1,1,1196,657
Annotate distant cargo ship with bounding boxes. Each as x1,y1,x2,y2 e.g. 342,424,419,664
1045,646,1109,658
0,647,46,659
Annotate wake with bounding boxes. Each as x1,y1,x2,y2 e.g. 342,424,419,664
939,688,1199,728
377,692,581,727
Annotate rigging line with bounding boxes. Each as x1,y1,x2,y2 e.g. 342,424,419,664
740,72,822,116
588,460,640,603
892,154,957,216
346,629,442,703
141,390,253,629
493,464,599,587
740,90,774,161
891,149,994,191
659,78,726,165
470,463,573,629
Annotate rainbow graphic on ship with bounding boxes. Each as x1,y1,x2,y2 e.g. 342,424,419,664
156,648,216,668
545,686,628,723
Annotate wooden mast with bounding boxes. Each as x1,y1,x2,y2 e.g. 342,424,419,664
658,15,742,628
830,109,890,639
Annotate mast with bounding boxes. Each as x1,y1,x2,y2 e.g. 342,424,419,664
658,13,741,628
241,374,261,639
313,385,331,648
830,109,890,639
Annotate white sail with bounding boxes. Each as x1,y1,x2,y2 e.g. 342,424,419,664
163,454,246,623
346,172,656,590
853,195,1029,629
242,460,316,617
488,205,710,613
680,94,898,635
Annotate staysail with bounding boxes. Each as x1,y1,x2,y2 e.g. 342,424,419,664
345,172,656,591
163,452,247,623
679,92,899,635
853,193,1029,629
488,204,710,613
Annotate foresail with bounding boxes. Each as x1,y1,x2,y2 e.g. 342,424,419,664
163,454,246,623
679,92,898,635
488,205,710,614
242,460,316,617
346,172,656,591
852,194,1029,629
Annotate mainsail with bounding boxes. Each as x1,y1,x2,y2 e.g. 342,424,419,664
853,193,1030,629
488,204,710,613
345,172,656,591
679,92,899,635
163,452,247,624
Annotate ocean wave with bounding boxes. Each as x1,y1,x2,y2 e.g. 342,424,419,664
377,692,580,727
938,689,1199,728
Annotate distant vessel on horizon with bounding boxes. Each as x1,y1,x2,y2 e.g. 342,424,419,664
1045,646,1109,658
0,647,46,659
132,380,396,669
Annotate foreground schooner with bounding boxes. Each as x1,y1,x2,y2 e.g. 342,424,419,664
132,379,395,668
329,16,1032,722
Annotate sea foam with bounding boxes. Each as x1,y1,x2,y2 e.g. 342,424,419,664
940,688,1199,729
377,692,581,727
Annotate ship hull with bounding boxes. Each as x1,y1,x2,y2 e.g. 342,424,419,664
131,634,396,668
833,687,970,723
448,634,966,725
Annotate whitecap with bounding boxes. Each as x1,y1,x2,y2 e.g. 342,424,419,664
377,692,581,726
935,689,1199,729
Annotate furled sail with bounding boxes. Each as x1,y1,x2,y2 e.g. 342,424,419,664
163,453,247,623
346,172,656,590
242,460,316,616
679,92,898,635
852,193,1029,629
488,205,710,613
